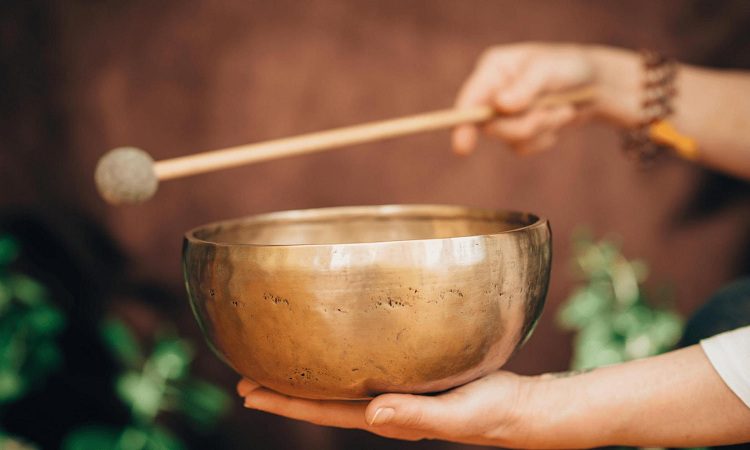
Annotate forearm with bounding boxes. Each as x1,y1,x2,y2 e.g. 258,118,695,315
588,46,750,179
675,66,750,178
525,345,750,448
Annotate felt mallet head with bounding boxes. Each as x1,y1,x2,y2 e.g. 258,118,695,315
95,147,158,204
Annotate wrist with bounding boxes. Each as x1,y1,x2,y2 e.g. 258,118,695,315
519,371,615,449
585,45,642,127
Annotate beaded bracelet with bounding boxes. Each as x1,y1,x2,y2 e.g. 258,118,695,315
622,50,698,163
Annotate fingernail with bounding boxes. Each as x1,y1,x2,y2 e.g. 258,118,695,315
243,395,257,408
369,407,395,426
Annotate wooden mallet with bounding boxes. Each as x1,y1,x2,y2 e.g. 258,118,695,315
95,86,596,204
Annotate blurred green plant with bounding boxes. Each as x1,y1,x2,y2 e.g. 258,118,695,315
557,231,684,369
0,233,229,450
0,235,64,449
0,235,65,405
558,232,697,450
62,320,230,450
0,434,39,450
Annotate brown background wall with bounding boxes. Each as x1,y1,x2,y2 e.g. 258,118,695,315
3,1,750,448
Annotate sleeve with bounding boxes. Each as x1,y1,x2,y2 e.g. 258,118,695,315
701,325,750,409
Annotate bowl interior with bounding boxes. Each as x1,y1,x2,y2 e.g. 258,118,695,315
190,205,541,246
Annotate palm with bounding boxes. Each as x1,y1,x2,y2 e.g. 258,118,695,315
237,371,525,445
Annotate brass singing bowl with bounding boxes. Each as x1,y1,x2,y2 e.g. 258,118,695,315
183,204,551,400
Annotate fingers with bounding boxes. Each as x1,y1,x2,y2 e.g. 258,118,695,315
451,44,594,156
240,388,430,441
238,385,461,440
455,61,511,110
451,57,513,156
451,50,553,157
243,387,370,429
452,124,478,156
483,105,575,154
236,378,260,397
450,59,569,155
516,131,557,155
236,372,525,445
494,59,551,113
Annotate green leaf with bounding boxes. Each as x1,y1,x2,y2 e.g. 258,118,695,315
610,260,640,307
647,310,684,350
10,275,47,306
118,427,149,450
24,340,63,381
150,339,192,380
101,320,142,368
0,321,24,368
0,282,12,314
573,338,624,370
0,236,19,266
557,286,609,329
571,320,627,370
62,425,120,450
23,306,65,335
611,305,649,336
176,379,230,428
116,372,162,420
144,425,186,450
624,332,657,359
0,369,25,403
560,232,685,371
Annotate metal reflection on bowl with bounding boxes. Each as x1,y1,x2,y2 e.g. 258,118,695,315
183,204,551,400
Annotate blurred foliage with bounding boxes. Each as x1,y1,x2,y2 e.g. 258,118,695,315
0,235,64,448
61,320,230,450
558,231,684,369
0,235,65,406
0,434,39,450
558,232,695,450
0,234,229,450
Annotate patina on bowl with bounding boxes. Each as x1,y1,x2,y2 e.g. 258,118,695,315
183,204,551,400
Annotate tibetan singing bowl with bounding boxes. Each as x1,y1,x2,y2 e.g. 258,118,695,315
183,204,551,400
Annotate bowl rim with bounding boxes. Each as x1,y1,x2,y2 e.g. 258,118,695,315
184,204,549,249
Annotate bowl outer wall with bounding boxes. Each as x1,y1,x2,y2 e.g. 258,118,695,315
183,205,551,399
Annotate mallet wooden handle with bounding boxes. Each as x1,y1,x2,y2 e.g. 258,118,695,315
153,86,596,180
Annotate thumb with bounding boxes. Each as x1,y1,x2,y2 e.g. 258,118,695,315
365,393,453,432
